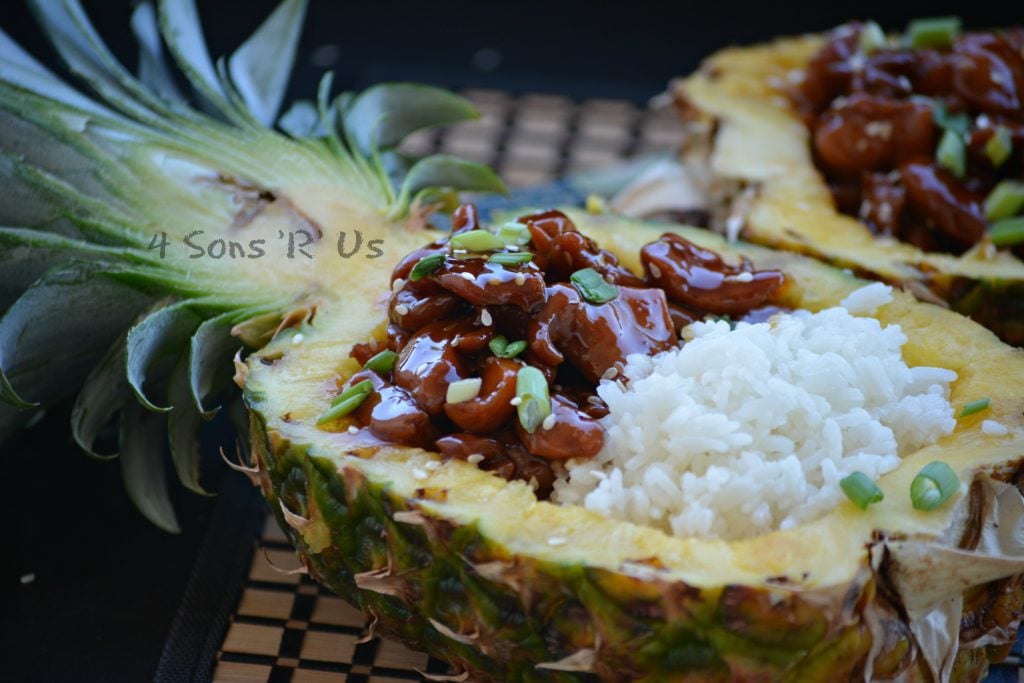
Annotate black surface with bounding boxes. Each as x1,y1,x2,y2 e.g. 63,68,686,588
3,2,1024,682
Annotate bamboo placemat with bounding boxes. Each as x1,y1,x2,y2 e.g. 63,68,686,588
210,90,1024,683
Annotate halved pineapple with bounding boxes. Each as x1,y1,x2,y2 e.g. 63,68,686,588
3,2,1024,680
245,210,1024,680
672,29,1024,345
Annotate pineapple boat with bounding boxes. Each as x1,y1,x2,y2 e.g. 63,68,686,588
3,2,1024,680
670,18,1024,345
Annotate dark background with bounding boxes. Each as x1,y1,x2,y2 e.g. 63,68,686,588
3,1,1021,681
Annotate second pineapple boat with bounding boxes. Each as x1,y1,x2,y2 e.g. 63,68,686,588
323,205,784,494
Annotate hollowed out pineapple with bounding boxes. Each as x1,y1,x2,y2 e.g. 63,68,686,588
672,32,1024,345
3,3,1024,680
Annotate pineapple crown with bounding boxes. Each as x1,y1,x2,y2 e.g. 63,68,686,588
0,0,505,531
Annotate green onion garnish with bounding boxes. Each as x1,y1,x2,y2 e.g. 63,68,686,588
496,221,532,247
488,335,508,356
446,378,482,404
858,21,887,54
317,380,374,424
984,181,1024,222
989,217,1024,247
959,397,991,418
930,100,969,136
570,267,619,304
451,229,504,252
840,471,884,510
515,366,551,434
905,16,961,49
936,129,966,178
409,254,445,281
910,461,960,511
985,126,1013,168
363,349,398,373
489,252,534,267
489,334,527,359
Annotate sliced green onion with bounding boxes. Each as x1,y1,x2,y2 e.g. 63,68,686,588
989,217,1024,247
496,221,532,247
840,471,884,510
363,349,398,373
905,16,961,49
570,267,619,304
910,461,960,511
318,380,374,424
984,181,1024,222
515,366,551,434
858,21,887,54
959,397,991,418
451,229,505,252
489,334,526,359
446,378,482,404
936,129,965,178
985,126,1013,167
930,99,969,136
489,252,534,266
409,254,445,281
585,194,608,214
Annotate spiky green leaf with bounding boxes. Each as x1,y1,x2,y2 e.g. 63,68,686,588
71,336,130,459
131,2,187,105
125,301,205,412
168,353,210,495
228,0,308,126
393,154,506,215
120,399,179,532
343,83,479,154
278,100,322,138
189,310,244,417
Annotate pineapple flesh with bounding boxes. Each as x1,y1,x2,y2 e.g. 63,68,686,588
2,2,1024,680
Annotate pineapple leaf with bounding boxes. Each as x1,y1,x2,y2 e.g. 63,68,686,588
125,300,207,413
278,100,321,138
120,399,179,532
393,154,507,217
0,261,151,410
71,336,129,460
168,353,211,495
130,2,187,105
227,0,308,126
189,310,246,418
343,83,480,155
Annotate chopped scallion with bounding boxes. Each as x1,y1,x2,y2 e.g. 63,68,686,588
840,471,884,510
959,397,991,418
446,378,482,404
450,229,505,252
989,217,1024,247
984,181,1024,222
409,254,445,281
910,461,959,511
985,125,1013,167
318,379,374,424
502,340,527,358
930,100,969,136
936,128,965,178
858,21,887,54
489,252,534,266
570,267,619,304
489,333,528,359
488,334,508,356
363,349,398,373
496,221,532,247
905,16,961,49
515,366,551,434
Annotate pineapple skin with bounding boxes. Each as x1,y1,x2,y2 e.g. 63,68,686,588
674,34,1024,346
248,417,1024,681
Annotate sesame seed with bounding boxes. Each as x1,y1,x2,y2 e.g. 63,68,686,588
510,396,522,406
412,468,428,480
542,414,556,431
506,245,520,252
601,366,618,381
735,271,754,283
425,460,441,470
514,273,526,286
394,304,410,316
452,336,461,348
368,338,379,351
452,249,468,255
460,272,475,281
480,309,493,326
392,278,405,292
347,425,359,435
292,333,304,345
547,536,567,546
528,476,539,490
587,395,603,405
488,276,502,286
467,453,484,464
648,263,662,279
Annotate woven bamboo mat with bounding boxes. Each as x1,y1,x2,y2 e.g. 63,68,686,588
210,90,1024,682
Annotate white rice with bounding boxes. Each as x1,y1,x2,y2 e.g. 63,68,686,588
552,290,957,540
